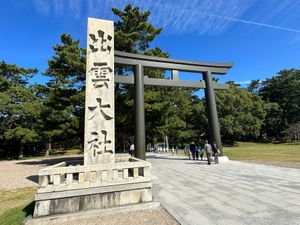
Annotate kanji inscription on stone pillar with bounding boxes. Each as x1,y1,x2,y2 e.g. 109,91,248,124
84,18,114,165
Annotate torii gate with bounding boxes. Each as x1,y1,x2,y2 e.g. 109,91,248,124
32,18,233,218
114,51,233,160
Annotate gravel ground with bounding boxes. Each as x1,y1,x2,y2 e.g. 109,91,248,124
57,208,179,225
26,207,179,225
0,156,82,190
0,160,41,190
0,156,179,225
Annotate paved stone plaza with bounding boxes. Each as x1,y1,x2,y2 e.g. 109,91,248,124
148,155,300,225
1,155,300,224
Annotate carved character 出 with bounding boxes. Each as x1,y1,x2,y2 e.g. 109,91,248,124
89,30,112,54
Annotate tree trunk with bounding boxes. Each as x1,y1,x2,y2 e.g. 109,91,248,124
18,142,24,159
45,141,51,157
165,135,169,150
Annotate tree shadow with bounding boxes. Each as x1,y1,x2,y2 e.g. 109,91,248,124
16,156,83,166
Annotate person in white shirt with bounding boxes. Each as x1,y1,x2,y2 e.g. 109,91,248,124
129,144,135,157
204,140,212,165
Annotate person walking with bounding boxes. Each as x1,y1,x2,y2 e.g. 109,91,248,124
171,146,175,156
204,140,212,165
175,145,179,156
190,142,196,160
199,146,203,160
129,143,135,157
195,146,199,160
212,141,219,164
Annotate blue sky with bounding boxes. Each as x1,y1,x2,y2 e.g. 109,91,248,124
1,0,300,87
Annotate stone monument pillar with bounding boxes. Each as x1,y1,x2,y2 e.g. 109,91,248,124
31,18,153,220
84,18,115,165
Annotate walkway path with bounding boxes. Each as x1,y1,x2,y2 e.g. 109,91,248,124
1,155,300,225
148,154,300,225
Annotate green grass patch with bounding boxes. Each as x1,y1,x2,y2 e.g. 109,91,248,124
0,202,34,225
49,148,82,156
0,188,36,225
223,142,300,167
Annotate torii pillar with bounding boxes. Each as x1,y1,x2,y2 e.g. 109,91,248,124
203,71,223,155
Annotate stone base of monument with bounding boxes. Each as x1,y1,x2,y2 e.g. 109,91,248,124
25,202,160,225
33,157,152,217
210,155,230,164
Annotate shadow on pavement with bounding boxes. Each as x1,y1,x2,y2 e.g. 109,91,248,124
147,155,212,166
26,175,39,184
146,155,188,161
16,156,83,166
184,161,214,166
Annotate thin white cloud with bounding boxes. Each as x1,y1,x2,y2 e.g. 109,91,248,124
143,0,254,35
249,0,300,25
28,0,85,19
236,80,251,85
24,0,254,35
206,14,300,33
31,0,51,16
52,0,64,17
22,0,300,35
68,0,82,19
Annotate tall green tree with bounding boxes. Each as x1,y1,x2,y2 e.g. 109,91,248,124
258,69,300,135
113,4,162,53
216,83,266,143
261,102,283,139
0,61,42,157
248,69,300,140
43,34,86,151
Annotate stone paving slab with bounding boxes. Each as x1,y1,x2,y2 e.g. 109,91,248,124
148,154,300,225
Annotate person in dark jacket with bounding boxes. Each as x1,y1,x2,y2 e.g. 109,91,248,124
212,141,219,164
190,142,196,160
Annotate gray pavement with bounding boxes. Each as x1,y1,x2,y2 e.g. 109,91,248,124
148,154,300,225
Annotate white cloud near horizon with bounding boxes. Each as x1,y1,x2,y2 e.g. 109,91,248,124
18,0,300,35
236,80,252,85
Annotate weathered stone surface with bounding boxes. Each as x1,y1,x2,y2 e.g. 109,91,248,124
50,197,80,214
84,18,115,165
36,157,151,193
35,182,152,201
33,187,153,217
33,200,50,217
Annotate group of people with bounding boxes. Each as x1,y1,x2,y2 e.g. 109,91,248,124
146,145,180,155
187,140,220,165
128,140,220,165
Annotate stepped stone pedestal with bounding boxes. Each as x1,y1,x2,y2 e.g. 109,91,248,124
33,157,153,217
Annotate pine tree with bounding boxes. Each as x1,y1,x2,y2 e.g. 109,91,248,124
0,61,42,157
